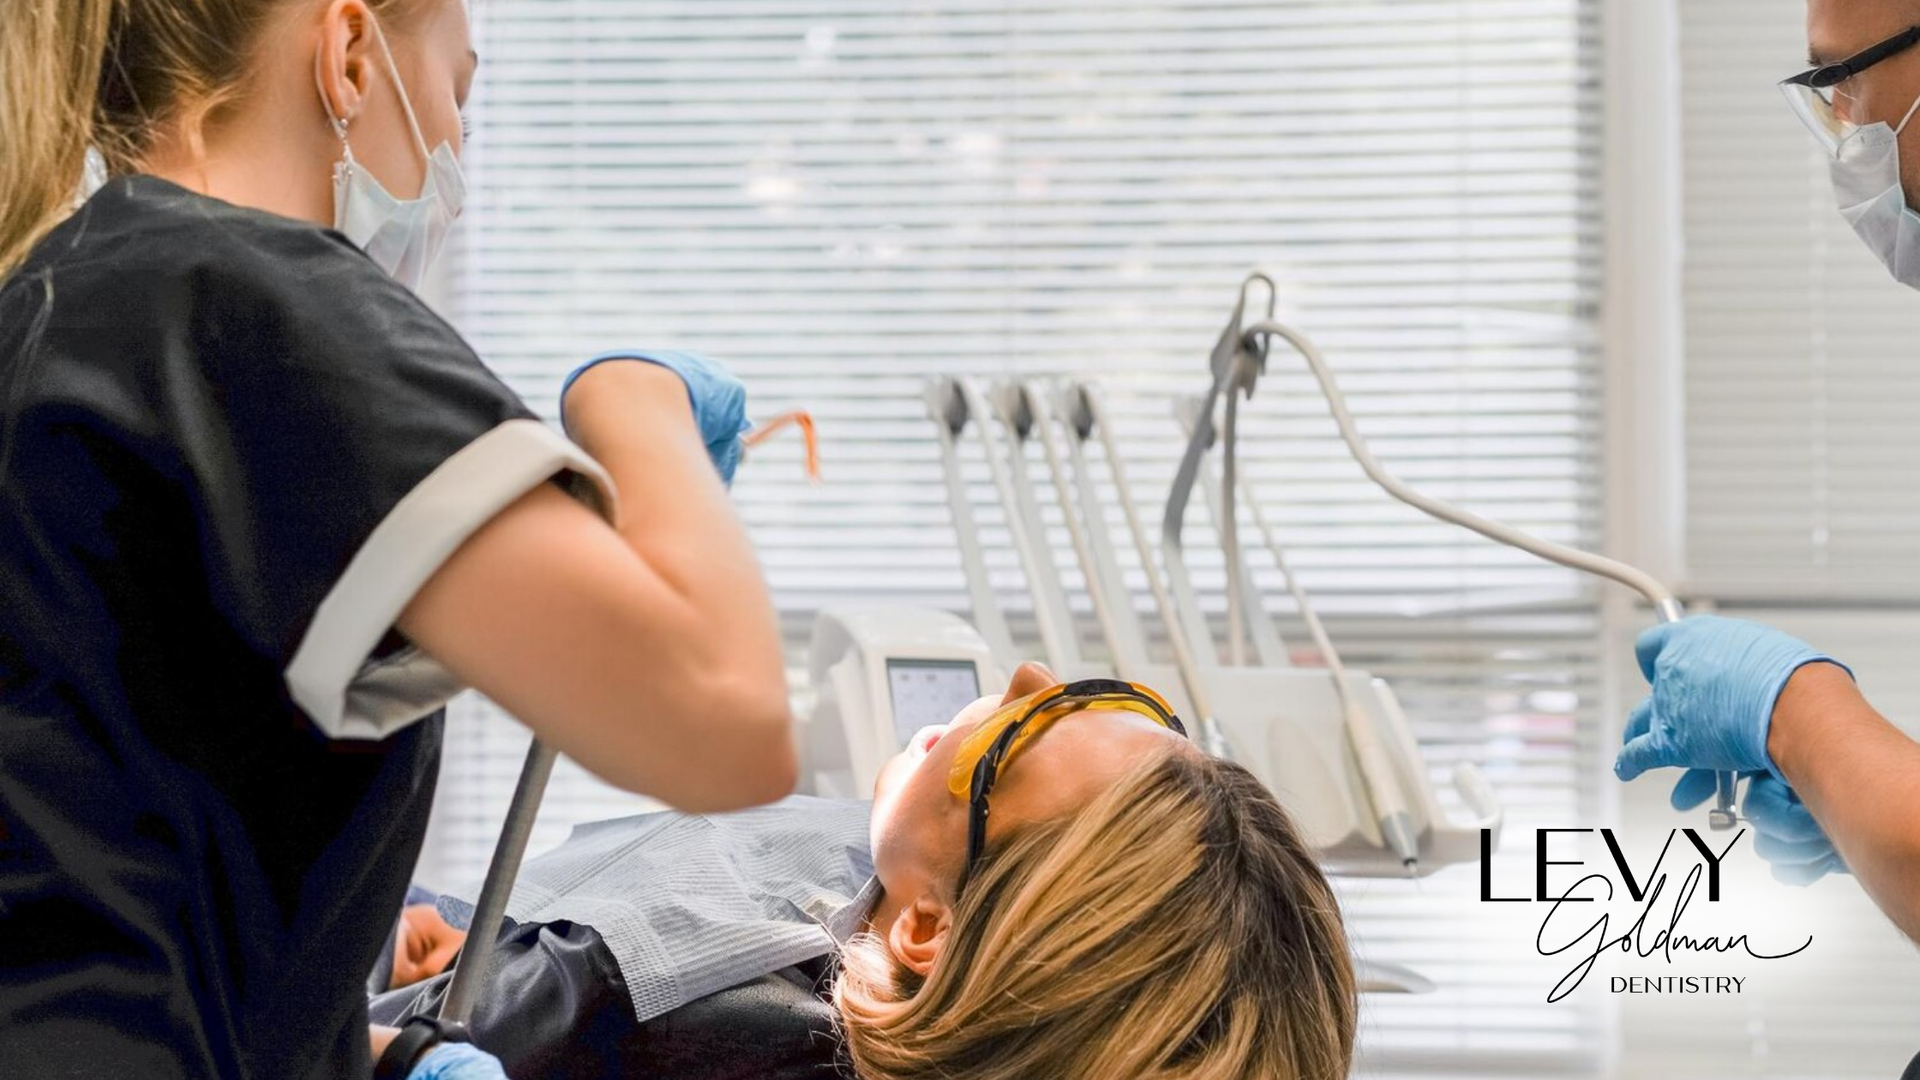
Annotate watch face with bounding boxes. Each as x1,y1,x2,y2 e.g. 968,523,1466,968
434,1019,474,1043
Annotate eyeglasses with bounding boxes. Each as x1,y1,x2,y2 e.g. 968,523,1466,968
1783,26,1920,153
946,678,1187,897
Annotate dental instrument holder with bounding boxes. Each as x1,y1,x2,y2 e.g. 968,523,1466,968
1163,276,1277,680
1064,379,1497,876
928,374,1236,762
1166,276,1422,873
1050,386,1156,677
927,381,1022,665
967,379,1088,676
1170,394,1292,670
1228,289,1732,832
1055,382,1232,757
1018,383,1153,683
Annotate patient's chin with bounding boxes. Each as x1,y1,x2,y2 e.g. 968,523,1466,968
868,754,913,853
871,748,909,805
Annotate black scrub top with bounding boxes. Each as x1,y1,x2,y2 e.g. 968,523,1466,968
0,177,614,1080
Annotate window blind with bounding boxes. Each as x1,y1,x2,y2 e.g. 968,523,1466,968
420,2,1608,1074
1680,0,1920,602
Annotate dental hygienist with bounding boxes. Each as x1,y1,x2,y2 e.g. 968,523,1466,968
0,1,794,1079
1615,0,1920,946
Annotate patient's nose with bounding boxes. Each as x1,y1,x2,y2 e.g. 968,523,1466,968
1001,662,1057,704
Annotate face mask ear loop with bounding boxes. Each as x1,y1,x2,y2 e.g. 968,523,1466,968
1895,88,1920,137
367,16,435,167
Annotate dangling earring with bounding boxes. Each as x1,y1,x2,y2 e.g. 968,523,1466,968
314,47,359,179
331,111,358,180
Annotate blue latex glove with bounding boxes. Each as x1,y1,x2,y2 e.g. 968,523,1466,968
561,350,754,486
1615,616,1848,786
407,1043,509,1080
1670,768,1850,885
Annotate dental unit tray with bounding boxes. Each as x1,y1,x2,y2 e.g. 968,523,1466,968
924,375,1499,881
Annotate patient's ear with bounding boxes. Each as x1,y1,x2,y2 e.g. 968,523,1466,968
886,895,953,978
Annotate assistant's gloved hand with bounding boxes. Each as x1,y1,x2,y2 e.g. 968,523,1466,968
1615,616,1848,785
406,1043,510,1080
562,350,753,485
1670,768,1850,885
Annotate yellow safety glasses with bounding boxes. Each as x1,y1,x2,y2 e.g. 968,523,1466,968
947,679,1186,896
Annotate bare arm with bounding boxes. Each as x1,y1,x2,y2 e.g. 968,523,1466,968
370,1026,398,1063
398,362,794,812
1770,664,1920,940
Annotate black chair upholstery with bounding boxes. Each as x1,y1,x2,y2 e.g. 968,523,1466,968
368,919,849,1080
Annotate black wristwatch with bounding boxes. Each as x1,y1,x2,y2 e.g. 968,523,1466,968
375,1016,473,1080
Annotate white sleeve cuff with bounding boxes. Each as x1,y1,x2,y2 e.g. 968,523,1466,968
286,418,620,741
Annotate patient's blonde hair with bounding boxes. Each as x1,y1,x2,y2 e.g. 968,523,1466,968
835,752,1356,1080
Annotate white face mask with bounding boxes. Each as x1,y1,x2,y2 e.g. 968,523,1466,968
1828,93,1920,289
315,19,467,291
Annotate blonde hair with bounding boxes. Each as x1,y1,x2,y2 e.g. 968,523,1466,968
836,752,1357,1080
0,0,415,279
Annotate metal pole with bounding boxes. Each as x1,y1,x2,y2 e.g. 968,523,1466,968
439,740,558,1026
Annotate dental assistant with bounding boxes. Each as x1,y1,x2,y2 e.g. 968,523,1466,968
1616,0,1920,946
0,1,795,1078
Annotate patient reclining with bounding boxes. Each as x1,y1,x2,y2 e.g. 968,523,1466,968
374,663,1358,1079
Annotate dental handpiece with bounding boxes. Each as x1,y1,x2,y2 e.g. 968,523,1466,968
1239,315,1735,835
1647,598,1735,829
